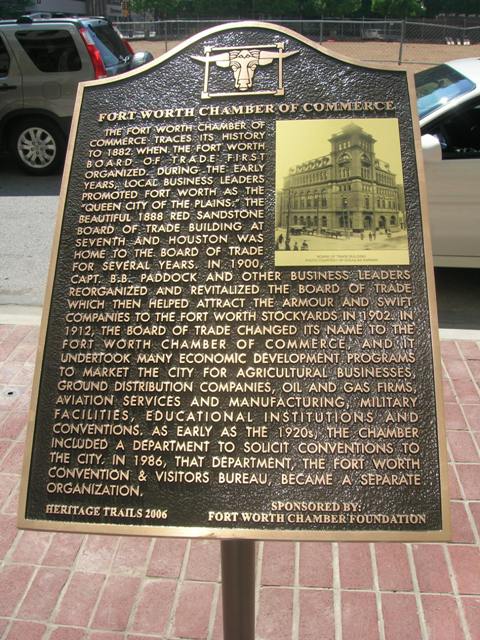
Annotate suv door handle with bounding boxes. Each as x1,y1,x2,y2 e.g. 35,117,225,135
0,83,17,91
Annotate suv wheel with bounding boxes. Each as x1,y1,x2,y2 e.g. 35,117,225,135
10,118,66,175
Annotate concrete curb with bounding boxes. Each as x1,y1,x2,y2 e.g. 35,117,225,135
0,305,42,326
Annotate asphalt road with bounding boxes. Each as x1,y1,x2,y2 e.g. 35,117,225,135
0,157,478,330
0,154,60,306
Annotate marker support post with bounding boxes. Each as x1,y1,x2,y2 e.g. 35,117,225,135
221,540,256,640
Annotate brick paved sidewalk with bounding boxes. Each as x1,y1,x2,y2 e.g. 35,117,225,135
1,323,479,640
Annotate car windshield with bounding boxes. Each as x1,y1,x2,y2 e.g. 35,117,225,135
415,64,476,119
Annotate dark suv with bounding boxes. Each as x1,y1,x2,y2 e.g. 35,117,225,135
0,16,152,174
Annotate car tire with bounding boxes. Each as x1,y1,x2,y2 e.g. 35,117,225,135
10,118,66,175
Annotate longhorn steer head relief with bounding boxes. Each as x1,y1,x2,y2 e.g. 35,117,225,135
192,48,298,91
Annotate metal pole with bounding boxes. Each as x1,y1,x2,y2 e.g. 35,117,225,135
221,540,256,640
398,19,405,65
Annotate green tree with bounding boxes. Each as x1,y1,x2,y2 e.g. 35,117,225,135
0,0,30,18
371,0,425,16
360,0,373,15
422,0,444,16
254,0,303,18
131,0,362,18
447,0,480,13
314,0,362,15
130,0,184,18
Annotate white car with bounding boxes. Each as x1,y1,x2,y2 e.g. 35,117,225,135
416,58,480,268
362,28,384,40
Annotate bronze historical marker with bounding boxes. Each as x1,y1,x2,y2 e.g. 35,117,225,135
19,22,450,541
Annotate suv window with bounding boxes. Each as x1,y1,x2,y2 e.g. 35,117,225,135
87,24,129,68
15,29,81,72
0,36,9,77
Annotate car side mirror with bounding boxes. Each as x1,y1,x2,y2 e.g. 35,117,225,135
130,51,154,69
421,133,442,162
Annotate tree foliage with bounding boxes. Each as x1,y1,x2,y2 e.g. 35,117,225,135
424,0,480,14
129,0,480,18
371,0,425,17
130,0,181,19
0,0,30,18
317,0,362,15
131,0,362,18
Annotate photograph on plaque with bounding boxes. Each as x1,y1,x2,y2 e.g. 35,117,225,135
275,118,409,266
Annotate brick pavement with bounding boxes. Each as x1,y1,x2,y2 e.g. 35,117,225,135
1,322,480,640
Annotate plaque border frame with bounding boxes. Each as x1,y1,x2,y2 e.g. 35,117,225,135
17,21,450,542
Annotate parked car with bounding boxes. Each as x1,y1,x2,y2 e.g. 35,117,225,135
361,28,384,40
0,15,152,175
416,58,480,268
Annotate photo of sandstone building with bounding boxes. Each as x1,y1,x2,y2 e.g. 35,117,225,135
275,119,409,266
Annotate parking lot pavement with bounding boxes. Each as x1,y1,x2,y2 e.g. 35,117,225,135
0,321,479,639
0,155,60,307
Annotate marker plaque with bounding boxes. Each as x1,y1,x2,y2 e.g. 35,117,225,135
19,22,449,541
